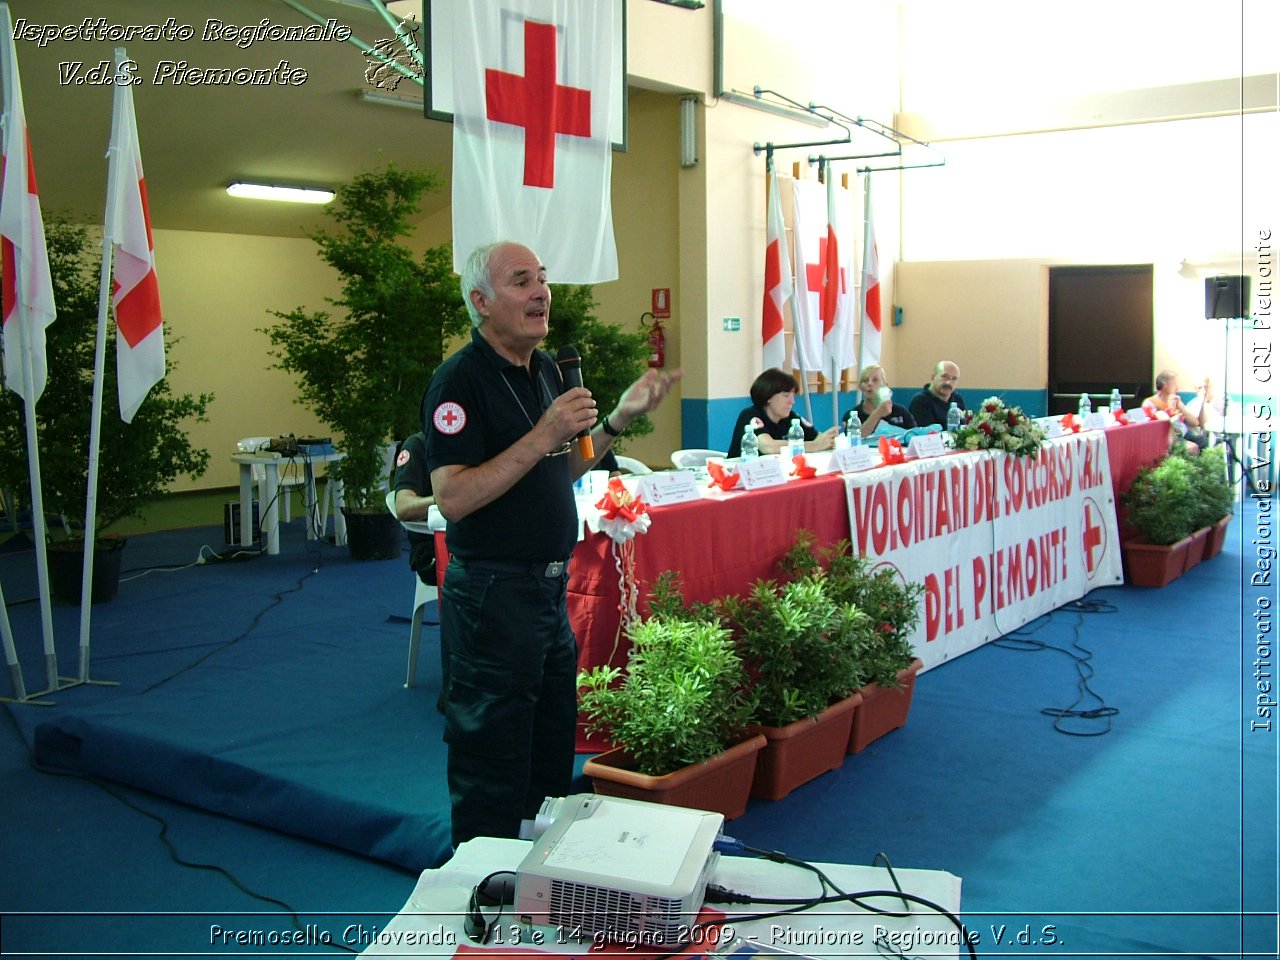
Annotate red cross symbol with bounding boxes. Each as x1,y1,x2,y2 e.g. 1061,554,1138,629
804,235,846,331
485,20,591,189
1082,499,1105,575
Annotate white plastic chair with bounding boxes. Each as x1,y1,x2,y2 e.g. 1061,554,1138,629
385,489,441,689
612,455,652,476
237,438,307,523
670,448,727,469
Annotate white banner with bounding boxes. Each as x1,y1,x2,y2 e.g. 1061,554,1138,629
844,432,1124,670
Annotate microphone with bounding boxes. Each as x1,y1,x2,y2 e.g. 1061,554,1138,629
555,344,595,461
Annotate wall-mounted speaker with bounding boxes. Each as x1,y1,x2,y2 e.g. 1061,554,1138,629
1205,275,1250,319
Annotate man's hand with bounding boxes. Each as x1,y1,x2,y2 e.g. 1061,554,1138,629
610,368,683,430
540,386,597,452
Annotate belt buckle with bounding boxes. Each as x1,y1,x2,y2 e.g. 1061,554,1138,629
544,560,565,578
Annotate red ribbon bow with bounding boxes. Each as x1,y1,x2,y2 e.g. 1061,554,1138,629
790,454,817,479
1113,408,1130,426
877,436,905,464
594,477,648,523
706,460,740,491
1059,412,1080,434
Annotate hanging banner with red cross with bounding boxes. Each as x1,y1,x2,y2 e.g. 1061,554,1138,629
448,0,620,283
790,177,854,380
842,430,1123,671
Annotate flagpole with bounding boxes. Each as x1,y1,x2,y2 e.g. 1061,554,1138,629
0,4,57,696
75,48,129,682
860,171,872,373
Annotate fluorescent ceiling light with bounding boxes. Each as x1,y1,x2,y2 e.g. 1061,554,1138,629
227,182,335,204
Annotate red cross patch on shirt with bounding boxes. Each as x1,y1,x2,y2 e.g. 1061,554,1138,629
433,402,467,435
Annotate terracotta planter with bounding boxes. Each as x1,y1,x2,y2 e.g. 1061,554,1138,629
750,694,860,801
848,659,925,754
1183,526,1210,572
1122,535,1191,587
1203,514,1232,560
583,734,767,820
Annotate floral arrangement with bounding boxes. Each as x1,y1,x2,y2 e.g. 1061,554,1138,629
951,397,1046,458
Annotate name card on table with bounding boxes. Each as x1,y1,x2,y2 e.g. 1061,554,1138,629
1125,407,1151,423
1039,417,1067,439
1083,411,1110,431
737,455,788,490
830,444,877,473
907,432,948,460
637,470,703,506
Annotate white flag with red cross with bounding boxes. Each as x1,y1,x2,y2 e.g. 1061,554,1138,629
451,0,619,283
859,173,882,370
107,57,164,424
0,5,56,404
791,177,853,378
761,164,791,371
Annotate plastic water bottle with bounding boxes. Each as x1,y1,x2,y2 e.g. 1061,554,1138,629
786,418,805,458
844,411,862,447
1109,388,1123,412
1078,393,1092,418
740,423,759,460
946,402,961,433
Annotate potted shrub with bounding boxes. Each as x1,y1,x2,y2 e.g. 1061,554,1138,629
821,541,925,753
1185,445,1234,560
579,573,763,819
264,164,470,559
720,566,869,801
0,218,212,603
1120,454,1199,586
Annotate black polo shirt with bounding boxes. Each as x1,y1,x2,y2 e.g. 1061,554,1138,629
422,328,578,564
908,386,966,429
726,404,817,458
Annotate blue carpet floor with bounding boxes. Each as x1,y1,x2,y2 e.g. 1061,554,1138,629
1,501,1276,958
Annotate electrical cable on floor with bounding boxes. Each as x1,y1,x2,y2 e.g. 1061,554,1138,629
26,750,359,955
992,595,1119,736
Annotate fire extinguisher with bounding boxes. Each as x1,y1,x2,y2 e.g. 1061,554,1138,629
642,312,666,368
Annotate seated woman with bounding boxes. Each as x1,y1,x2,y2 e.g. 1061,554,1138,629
726,368,838,458
842,363,917,438
1144,370,1209,453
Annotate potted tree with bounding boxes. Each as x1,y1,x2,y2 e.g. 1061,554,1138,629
578,573,763,819
0,218,212,602
719,563,869,801
1121,453,1200,586
264,164,470,559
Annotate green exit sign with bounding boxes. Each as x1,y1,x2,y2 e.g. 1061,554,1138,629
723,317,741,332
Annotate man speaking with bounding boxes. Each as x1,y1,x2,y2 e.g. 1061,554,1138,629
422,241,679,847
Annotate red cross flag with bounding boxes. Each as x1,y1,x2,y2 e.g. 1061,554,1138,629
0,5,57,404
858,172,882,371
106,54,163,424
760,164,792,372
791,177,853,379
451,0,619,283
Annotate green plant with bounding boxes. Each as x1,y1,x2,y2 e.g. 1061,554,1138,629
0,217,211,536
1177,444,1234,529
1122,454,1199,545
263,164,470,508
544,284,653,448
720,573,871,727
577,573,753,776
823,542,923,688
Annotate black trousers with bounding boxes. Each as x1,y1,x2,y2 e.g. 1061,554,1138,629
439,558,578,847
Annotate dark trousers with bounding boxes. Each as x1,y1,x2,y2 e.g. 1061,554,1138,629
439,559,578,847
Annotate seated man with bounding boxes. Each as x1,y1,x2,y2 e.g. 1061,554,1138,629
392,432,436,585
1144,370,1209,453
908,360,966,428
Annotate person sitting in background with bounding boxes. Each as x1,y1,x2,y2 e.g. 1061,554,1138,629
726,368,839,458
1145,370,1209,453
392,432,436,585
1184,377,1223,436
843,363,916,438
908,360,966,428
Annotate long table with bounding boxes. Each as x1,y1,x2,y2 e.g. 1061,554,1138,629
565,419,1168,684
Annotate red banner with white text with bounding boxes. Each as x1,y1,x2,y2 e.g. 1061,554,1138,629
844,431,1123,670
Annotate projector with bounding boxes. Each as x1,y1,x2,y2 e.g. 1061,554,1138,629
515,794,723,946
